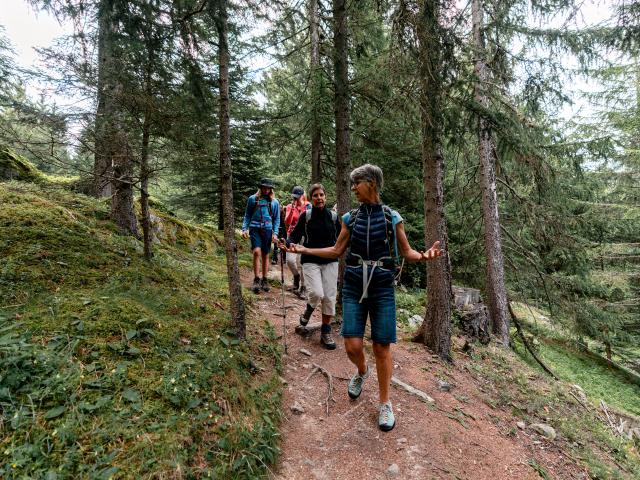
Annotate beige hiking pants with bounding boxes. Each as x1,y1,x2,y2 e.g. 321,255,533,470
286,252,304,287
303,262,339,315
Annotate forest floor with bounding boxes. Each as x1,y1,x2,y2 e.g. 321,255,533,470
243,269,606,480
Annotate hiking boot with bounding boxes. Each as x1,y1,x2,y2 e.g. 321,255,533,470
251,277,261,294
320,329,336,350
378,401,396,432
260,277,270,292
347,366,369,400
293,274,300,291
299,304,314,327
296,285,307,300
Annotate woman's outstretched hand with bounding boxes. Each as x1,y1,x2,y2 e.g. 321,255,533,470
286,243,307,254
421,240,444,261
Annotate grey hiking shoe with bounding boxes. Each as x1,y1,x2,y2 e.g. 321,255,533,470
251,277,261,294
320,330,336,350
260,277,270,292
378,401,396,432
347,366,369,399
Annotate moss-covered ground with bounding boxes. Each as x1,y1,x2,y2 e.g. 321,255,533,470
0,181,281,479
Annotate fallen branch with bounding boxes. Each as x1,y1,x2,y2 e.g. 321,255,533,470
568,390,590,411
508,301,558,380
306,363,336,416
391,376,434,403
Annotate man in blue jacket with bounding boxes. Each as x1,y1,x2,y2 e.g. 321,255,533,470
242,178,281,293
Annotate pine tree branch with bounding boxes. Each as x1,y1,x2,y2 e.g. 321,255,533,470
180,0,208,22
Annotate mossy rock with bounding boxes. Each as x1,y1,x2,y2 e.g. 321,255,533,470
0,147,43,182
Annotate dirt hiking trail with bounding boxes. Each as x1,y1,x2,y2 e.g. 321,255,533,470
245,270,587,480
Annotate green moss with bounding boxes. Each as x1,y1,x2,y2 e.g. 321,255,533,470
0,182,281,479
0,147,43,182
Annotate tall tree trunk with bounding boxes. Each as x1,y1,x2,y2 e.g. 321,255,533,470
215,0,246,339
140,41,155,260
94,0,114,198
140,85,153,261
473,0,509,345
310,0,322,183
95,0,137,235
413,0,453,361
333,0,351,216
110,110,139,235
140,119,152,259
333,0,351,308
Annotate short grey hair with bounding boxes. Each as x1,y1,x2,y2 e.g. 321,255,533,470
350,164,384,192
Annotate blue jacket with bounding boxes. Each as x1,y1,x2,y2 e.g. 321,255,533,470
242,195,280,233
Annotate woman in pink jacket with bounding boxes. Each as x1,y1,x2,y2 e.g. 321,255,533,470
283,186,310,296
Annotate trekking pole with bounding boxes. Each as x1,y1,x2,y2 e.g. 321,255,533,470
279,241,288,354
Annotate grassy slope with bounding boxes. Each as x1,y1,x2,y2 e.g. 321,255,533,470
511,303,640,418
396,295,640,477
0,181,281,479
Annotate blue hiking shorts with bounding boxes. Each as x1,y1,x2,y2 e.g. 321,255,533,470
249,227,273,253
340,266,397,344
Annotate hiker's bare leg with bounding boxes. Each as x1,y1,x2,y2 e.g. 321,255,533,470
322,313,332,325
344,337,366,375
372,342,392,403
252,248,261,278
261,252,269,277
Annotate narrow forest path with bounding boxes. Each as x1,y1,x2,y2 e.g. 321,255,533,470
244,269,586,479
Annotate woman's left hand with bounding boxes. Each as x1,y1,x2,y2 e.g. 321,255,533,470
421,241,444,261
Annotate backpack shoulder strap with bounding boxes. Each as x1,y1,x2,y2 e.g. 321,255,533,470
328,209,339,241
346,207,360,257
382,205,397,261
269,199,278,220
347,207,359,232
247,195,257,218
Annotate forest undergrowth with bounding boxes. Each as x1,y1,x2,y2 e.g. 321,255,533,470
0,181,281,478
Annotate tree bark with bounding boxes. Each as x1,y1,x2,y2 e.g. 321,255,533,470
110,112,139,236
333,0,351,217
215,0,246,339
333,0,351,308
94,0,114,198
413,0,453,361
140,108,152,259
473,0,509,345
310,0,322,183
95,0,137,235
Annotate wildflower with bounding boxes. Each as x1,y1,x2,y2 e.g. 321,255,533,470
173,387,177,393
170,378,176,384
